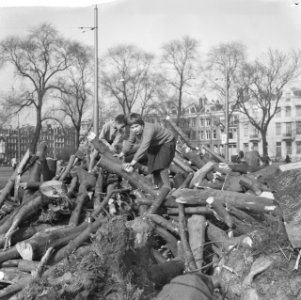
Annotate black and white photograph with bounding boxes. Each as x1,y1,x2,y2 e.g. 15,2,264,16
0,0,301,299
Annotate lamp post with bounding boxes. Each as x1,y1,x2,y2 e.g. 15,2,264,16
225,69,229,161
93,5,99,137
79,5,99,137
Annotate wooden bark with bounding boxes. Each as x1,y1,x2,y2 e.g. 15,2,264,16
173,188,278,213
15,224,88,261
206,197,233,232
173,155,194,173
97,154,157,198
0,247,20,264
0,268,30,282
17,260,40,273
239,175,265,196
90,184,130,219
155,226,178,257
0,150,31,208
148,186,171,214
50,217,106,264
178,172,194,189
189,161,216,188
0,224,50,248
68,168,96,226
207,222,252,251
187,215,206,269
21,142,48,204
146,214,179,236
182,150,206,169
177,203,197,271
167,206,213,215
170,162,186,174
58,154,76,181
165,116,198,151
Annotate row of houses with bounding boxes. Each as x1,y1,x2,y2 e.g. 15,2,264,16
1,88,301,165
0,125,76,165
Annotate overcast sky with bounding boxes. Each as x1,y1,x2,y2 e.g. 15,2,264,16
0,0,301,124
1,0,301,55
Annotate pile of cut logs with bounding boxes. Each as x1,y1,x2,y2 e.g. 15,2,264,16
0,121,299,300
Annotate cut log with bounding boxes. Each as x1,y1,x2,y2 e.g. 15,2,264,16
178,172,194,189
4,194,50,250
207,222,252,251
97,153,157,198
167,207,213,215
146,214,179,236
189,161,216,188
15,224,88,261
0,224,50,249
0,247,20,264
239,175,263,196
0,149,31,208
68,168,97,226
155,226,178,257
50,217,106,264
58,154,76,181
173,155,194,173
187,215,206,269
148,186,171,214
182,149,206,169
0,268,30,282
177,203,197,271
206,197,233,233
165,116,198,151
173,188,278,213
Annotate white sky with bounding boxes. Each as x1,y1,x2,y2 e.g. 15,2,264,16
1,0,301,55
0,0,301,124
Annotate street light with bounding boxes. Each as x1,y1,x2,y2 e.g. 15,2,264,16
79,5,99,137
225,69,229,161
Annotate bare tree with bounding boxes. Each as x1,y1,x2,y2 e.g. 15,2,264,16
47,42,93,148
138,73,163,116
0,23,73,152
236,48,301,159
206,41,246,123
100,44,154,115
160,36,199,125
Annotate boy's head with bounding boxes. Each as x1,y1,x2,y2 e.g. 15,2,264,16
113,114,127,130
127,113,144,135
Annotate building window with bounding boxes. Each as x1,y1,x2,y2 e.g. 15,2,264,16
206,119,211,126
191,118,196,127
200,131,204,140
243,143,249,152
286,141,292,155
285,122,292,136
275,107,281,118
285,106,291,117
213,130,217,139
275,123,281,136
297,142,301,154
297,122,301,134
200,119,204,126
205,130,211,140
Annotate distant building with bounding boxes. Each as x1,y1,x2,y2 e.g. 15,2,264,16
0,124,76,163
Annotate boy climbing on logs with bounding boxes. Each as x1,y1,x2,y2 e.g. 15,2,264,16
121,113,176,190
88,114,127,171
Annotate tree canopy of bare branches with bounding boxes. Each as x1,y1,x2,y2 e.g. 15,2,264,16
47,42,93,147
206,41,246,118
160,36,199,125
236,48,301,159
100,44,154,115
0,23,74,152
